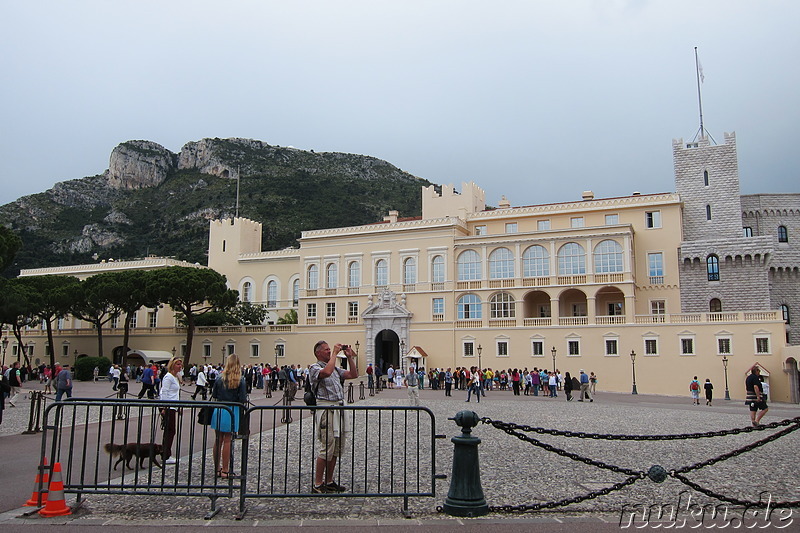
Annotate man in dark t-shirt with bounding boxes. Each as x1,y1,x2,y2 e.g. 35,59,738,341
745,366,768,427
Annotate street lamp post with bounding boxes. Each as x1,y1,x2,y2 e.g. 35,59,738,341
1,336,8,367
722,356,731,400
274,345,279,368
551,346,557,373
477,344,482,373
630,350,638,395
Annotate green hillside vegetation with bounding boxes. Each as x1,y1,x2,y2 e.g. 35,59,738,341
0,140,435,275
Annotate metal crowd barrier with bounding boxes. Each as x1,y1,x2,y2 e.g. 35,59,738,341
37,399,443,519
39,399,241,518
239,404,441,517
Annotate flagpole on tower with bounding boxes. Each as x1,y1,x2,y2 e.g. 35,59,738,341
694,46,705,140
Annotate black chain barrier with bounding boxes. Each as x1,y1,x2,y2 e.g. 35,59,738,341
479,416,800,513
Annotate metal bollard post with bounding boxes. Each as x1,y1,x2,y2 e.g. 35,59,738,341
443,410,489,517
359,381,365,400
23,391,43,434
347,383,354,403
280,388,293,424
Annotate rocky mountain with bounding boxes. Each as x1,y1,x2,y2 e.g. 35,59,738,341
0,138,435,276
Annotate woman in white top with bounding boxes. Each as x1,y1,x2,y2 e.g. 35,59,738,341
159,357,183,465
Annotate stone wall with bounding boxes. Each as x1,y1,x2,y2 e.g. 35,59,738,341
673,133,742,241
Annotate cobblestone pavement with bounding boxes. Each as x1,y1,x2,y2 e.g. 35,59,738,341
2,380,799,527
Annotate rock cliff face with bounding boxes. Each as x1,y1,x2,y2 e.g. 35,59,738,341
0,136,431,275
108,140,176,190
178,138,241,179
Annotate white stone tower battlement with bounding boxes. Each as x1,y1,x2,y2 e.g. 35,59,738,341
208,217,262,272
421,181,486,221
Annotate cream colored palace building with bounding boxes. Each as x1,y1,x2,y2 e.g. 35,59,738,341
17,132,800,402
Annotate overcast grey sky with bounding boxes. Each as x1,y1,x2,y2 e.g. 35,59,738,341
1,1,797,209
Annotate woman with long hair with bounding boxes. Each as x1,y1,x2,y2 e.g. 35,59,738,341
210,353,247,478
159,357,183,464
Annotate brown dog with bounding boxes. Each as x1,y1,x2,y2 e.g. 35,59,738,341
104,442,163,470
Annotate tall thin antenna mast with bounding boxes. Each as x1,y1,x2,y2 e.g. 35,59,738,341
235,166,241,218
694,46,705,139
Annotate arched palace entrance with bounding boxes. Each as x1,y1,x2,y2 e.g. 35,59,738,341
362,289,411,374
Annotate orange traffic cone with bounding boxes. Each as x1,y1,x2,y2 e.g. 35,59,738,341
38,462,71,517
24,456,50,506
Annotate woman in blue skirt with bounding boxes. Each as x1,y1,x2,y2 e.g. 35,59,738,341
210,353,247,478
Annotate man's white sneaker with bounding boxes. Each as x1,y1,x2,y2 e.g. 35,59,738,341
165,458,178,465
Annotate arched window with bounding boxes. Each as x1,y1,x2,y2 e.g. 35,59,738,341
375,259,388,287
488,247,514,279
403,257,417,284
593,240,623,273
267,280,277,307
326,263,337,288
706,205,712,220
778,225,788,243
431,255,445,283
307,264,318,290
457,250,481,281
781,304,790,324
348,261,360,288
557,242,586,275
522,245,549,277
706,255,720,281
709,298,722,313
457,294,482,319
292,279,300,306
703,170,709,186
489,292,515,318
242,281,252,302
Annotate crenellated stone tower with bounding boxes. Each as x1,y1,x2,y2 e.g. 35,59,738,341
673,133,773,314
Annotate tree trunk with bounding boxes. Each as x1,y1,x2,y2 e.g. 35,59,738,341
11,325,31,367
122,312,133,367
94,318,104,358
184,312,194,368
45,318,56,369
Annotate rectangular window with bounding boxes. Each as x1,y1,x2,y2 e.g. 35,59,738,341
306,303,317,318
203,344,211,358
432,297,444,315
497,341,509,357
148,311,157,328
651,300,666,315
605,214,619,225
275,344,285,358
251,344,260,358
505,222,518,234
681,338,694,355
474,225,487,236
326,303,336,318
537,220,551,231
348,301,359,318
464,342,475,357
645,211,662,229
717,338,731,355
111,315,119,329
568,340,580,355
607,302,623,316
129,313,137,328
645,339,658,355
62,345,69,357
756,337,770,354
570,217,585,228
605,339,618,356
648,253,664,284
532,341,544,356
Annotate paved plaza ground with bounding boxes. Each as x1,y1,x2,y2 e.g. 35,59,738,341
1,377,799,530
